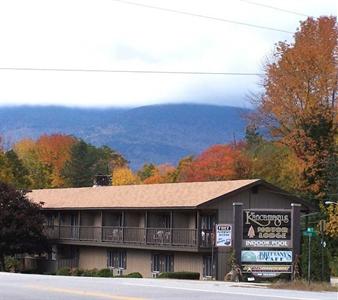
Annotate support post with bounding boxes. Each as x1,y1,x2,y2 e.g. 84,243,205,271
291,203,301,259
196,210,200,248
170,211,173,245
145,211,148,244
121,211,125,242
232,203,243,266
58,211,61,239
308,235,311,284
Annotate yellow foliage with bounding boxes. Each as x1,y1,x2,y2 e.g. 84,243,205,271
325,205,338,238
112,168,139,186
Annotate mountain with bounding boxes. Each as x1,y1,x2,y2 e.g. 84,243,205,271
0,104,250,169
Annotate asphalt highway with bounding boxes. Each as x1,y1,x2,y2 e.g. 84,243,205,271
0,272,336,300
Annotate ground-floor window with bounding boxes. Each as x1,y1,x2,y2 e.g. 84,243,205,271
151,254,174,273
203,255,213,277
107,250,126,269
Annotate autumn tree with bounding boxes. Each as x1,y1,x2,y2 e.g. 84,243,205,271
253,16,337,201
112,167,139,185
177,144,248,182
0,182,49,270
35,134,76,187
143,164,176,184
14,139,52,189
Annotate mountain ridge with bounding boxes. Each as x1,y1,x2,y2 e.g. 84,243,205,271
0,104,250,169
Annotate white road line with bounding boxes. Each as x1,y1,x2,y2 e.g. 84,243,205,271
121,282,327,300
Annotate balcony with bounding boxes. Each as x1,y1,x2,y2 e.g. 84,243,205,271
45,225,213,250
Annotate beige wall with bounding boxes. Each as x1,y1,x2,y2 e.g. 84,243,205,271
78,246,107,270
174,252,203,277
125,249,152,277
77,246,204,279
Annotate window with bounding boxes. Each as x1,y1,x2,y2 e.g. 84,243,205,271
107,250,126,269
151,254,174,272
201,215,216,230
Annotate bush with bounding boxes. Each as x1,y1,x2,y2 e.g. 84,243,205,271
82,268,99,277
70,268,84,276
56,267,71,276
4,256,20,272
158,271,200,280
97,268,114,277
124,272,143,278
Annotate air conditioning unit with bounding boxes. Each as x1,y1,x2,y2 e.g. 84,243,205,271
152,271,160,278
116,268,124,277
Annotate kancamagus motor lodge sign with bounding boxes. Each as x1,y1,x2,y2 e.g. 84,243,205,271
242,210,291,248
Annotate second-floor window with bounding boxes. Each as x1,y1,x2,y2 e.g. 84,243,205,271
107,250,126,269
151,254,174,273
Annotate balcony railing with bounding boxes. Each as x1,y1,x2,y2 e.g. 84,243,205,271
45,226,213,248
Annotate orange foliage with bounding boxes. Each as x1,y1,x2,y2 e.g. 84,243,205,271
143,164,175,184
256,16,337,198
35,134,76,186
178,144,250,182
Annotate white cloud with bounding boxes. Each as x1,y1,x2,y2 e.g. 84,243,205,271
0,0,336,107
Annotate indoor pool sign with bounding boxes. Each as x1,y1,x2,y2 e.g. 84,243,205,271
243,210,291,240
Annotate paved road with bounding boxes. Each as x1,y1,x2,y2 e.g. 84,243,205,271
0,272,336,300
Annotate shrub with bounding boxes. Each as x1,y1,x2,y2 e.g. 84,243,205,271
56,267,71,276
158,271,200,280
82,268,98,277
124,272,143,278
4,256,20,272
97,268,114,277
70,268,84,276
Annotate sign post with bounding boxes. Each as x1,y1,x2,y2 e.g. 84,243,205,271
303,227,316,284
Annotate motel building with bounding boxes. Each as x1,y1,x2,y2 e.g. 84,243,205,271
28,179,311,280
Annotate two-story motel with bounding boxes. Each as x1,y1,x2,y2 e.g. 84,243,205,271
29,179,311,280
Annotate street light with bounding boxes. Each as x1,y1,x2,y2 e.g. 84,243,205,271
324,201,338,205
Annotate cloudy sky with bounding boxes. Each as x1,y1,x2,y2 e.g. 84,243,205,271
0,0,336,108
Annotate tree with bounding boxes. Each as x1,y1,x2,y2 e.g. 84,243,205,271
112,167,139,185
5,150,31,189
0,182,49,271
177,144,246,182
253,16,337,201
62,140,127,187
36,134,76,187
143,164,176,184
137,164,156,181
14,139,52,189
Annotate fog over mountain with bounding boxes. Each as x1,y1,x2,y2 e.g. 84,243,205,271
0,104,249,169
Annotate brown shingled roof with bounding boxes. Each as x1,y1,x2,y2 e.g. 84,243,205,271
29,179,260,209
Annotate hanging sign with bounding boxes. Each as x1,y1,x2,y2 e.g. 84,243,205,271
215,224,232,247
241,250,293,263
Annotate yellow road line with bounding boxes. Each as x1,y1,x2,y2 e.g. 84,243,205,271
25,284,145,300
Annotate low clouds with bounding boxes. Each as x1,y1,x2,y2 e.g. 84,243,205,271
0,0,336,107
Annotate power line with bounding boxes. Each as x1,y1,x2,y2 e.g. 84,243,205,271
239,0,309,17
0,67,264,76
110,0,293,34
